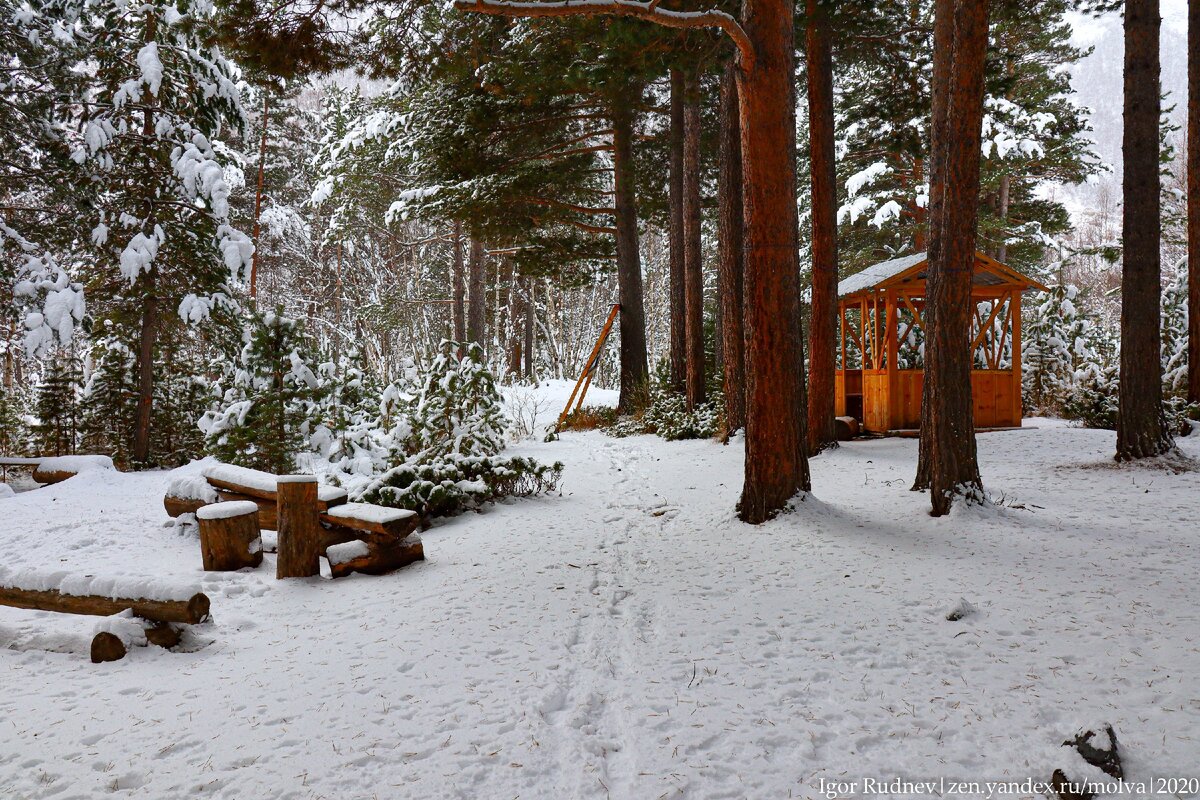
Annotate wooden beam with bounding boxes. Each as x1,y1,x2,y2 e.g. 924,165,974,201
0,586,210,625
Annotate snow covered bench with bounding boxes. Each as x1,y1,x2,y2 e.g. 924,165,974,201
0,567,210,663
163,464,424,578
0,454,115,486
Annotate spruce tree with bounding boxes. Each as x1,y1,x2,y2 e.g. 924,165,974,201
201,311,329,474
32,350,83,457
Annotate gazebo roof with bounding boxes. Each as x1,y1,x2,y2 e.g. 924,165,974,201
837,251,1049,299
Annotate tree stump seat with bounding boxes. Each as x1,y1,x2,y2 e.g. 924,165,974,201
196,501,263,571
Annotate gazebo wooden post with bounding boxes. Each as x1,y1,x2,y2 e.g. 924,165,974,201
886,288,899,430
1010,291,1022,424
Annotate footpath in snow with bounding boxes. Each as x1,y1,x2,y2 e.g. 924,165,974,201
0,390,1197,799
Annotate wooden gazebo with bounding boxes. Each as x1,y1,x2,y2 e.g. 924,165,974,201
835,251,1048,434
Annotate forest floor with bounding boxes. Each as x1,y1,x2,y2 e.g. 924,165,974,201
1,382,1198,800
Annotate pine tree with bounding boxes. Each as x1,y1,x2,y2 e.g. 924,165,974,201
0,384,28,456
32,350,83,457
200,311,330,474
71,0,252,464
80,337,138,466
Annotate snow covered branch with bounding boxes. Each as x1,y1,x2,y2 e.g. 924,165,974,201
453,0,754,67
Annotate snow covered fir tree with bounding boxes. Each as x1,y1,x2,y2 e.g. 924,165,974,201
1,0,1199,795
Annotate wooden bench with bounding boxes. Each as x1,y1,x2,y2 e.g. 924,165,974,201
163,464,424,579
0,570,211,663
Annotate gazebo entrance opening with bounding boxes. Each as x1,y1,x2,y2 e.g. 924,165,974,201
835,251,1048,433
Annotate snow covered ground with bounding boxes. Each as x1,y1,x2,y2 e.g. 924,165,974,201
1,386,1198,799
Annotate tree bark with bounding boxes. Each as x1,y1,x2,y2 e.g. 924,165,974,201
805,0,839,454
132,13,158,466
1117,0,1174,459
669,70,688,395
453,221,467,342
1188,0,1199,405
276,476,321,579
717,61,746,436
250,91,269,299
612,93,650,412
467,237,486,350
916,0,989,515
684,70,707,408
736,0,812,523
524,277,536,379
132,270,157,465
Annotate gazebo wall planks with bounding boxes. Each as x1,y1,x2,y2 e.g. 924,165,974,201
834,251,1047,433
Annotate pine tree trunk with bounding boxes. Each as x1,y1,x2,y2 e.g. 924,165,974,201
996,174,1010,262
132,16,158,467
1117,0,1174,459
718,62,746,436
913,0,953,493
509,265,523,377
250,91,269,300
453,221,467,342
1188,0,1199,405
684,71,706,409
917,0,989,515
524,277,535,379
612,93,650,413
467,237,486,350
736,0,812,523
669,70,688,395
805,0,838,455
133,275,157,465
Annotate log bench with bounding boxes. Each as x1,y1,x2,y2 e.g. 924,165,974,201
0,570,211,664
163,464,424,579
1,455,116,486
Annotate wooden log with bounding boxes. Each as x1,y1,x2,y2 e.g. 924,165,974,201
277,476,321,579
197,501,263,571
164,495,207,518
214,490,277,529
0,585,210,625
319,503,420,538
90,631,126,663
143,622,182,649
205,474,347,511
328,534,424,579
32,468,76,485
834,415,860,440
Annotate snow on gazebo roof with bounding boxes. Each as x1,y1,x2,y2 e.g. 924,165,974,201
837,252,927,298
837,251,1048,299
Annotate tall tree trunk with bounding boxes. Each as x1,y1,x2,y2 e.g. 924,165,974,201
1189,0,1199,405
718,62,746,436
133,272,157,465
915,0,989,515
524,277,535,380
509,265,523,377
453,222,467,342
683,71,706,408
1117,0,1174,459
736,0,811,523
250,91,269,300
805,0,838,454
669,70,688,395
612,94,650,412
467,237,486,350
132,11,157,466
996,174,1010,262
